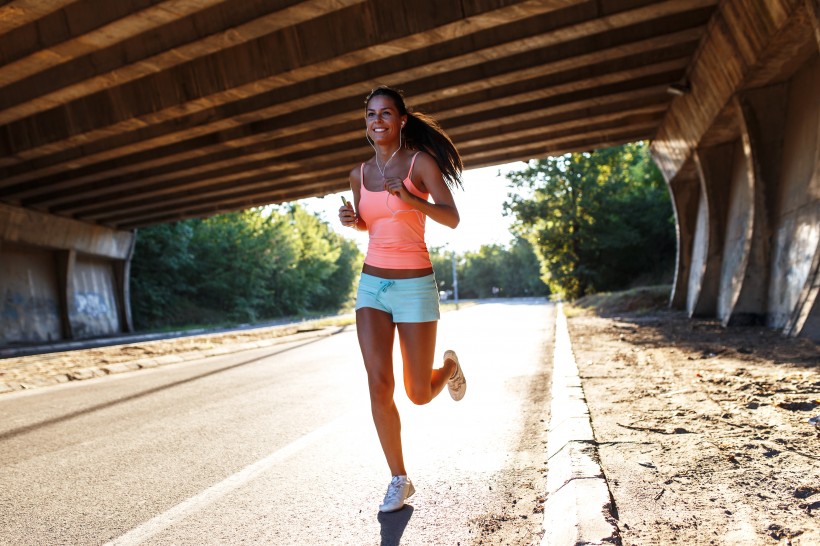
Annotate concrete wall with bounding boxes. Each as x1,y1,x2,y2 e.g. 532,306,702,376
69,256,123,339
0,243,62,344
0,202,135,347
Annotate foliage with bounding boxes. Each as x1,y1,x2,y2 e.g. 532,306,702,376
430,238,548,300
130,205,362,330
130,222,195,327
504,142,675,300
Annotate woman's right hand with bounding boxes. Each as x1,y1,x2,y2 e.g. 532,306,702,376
339,201,357,228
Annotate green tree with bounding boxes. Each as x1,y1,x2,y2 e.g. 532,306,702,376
188,211,278,322
461,245,503,298
430,239,547,300
505,142,674,299
130,222,195,328
264,204,346,315
130,205,362,329
499,237,549,297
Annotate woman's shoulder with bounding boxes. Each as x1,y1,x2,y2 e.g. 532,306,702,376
349,161,367,183
408,149,439,173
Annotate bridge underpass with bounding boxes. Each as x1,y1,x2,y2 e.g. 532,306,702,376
0,0,818,348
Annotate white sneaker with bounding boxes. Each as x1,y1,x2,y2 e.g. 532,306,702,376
445,350,466,401
379,475,415,512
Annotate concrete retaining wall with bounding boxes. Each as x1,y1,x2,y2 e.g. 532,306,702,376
0,203,135,347
0,243,62,344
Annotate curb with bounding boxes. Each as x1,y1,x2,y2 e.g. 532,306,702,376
542,303,621,545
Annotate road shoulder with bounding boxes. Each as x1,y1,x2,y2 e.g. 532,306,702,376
566,306,819,545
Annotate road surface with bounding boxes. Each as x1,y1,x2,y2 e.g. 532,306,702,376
0,300,555,545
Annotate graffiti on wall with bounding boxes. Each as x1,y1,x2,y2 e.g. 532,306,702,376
74,291,111,318
0,289,61,342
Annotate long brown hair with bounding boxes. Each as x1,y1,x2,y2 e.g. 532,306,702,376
366,86,463,190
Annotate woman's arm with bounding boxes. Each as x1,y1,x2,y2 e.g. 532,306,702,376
340,165,367,231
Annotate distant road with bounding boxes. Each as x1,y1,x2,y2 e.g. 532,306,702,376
0,300,555,545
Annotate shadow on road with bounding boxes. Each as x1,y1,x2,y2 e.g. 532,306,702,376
0,337,326,442
378,505,414,546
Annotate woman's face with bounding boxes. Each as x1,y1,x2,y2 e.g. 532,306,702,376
365,95,405,144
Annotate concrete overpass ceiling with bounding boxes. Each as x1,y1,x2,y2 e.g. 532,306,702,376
0,0,718,229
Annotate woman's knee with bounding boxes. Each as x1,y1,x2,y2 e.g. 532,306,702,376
367,374,395,407
405,384,433,405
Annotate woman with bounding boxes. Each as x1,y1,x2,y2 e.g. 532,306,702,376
338,86,467,513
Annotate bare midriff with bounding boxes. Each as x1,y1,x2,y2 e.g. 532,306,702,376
362,263,434,279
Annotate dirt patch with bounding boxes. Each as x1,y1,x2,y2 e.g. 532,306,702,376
0,321,345,393
566,292,819,546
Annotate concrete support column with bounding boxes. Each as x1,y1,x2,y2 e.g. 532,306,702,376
666,162,700,309
689,143,733,317
114,233,136,334
54,250,77,340
770,57,820,340
715,99,772,326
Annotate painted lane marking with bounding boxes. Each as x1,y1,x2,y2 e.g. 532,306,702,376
105,413,354,545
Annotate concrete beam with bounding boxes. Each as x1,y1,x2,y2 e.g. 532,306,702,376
651,0,802,181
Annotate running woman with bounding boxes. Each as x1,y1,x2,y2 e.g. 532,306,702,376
338,85,467,512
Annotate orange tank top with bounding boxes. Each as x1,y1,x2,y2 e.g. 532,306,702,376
359,152,432,269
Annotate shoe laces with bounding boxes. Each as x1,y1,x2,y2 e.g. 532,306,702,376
384,476,406,502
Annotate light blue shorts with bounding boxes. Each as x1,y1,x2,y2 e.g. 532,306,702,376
355,272,441,323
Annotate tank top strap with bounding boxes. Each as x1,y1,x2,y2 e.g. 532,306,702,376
406,152,421,180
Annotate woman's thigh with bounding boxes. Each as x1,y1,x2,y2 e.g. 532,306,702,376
396,321,438,398
356,307,397,389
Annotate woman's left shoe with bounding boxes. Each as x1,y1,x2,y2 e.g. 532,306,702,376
445,350,466,401
379,475,415,512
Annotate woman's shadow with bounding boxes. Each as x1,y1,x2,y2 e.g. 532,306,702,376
378,505,414,546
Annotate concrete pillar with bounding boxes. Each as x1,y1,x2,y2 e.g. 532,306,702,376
715,101,771,327
666,162,700,310
54,250,77,340
689,143,734,317
769,57,820,340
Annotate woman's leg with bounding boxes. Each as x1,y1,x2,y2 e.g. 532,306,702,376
356,307,406,476
396,321,457,405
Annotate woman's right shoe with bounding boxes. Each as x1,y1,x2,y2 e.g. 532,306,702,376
444,350,466,401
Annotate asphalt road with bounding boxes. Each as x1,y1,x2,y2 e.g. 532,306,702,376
0,300,555,546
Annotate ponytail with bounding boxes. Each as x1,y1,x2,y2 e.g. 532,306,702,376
366,86,464,190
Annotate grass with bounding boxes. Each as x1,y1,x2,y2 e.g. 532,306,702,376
566,285,673,317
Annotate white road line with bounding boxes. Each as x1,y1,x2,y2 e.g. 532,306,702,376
105,414,354,546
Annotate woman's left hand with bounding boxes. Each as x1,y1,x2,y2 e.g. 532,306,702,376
383,177,412,202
